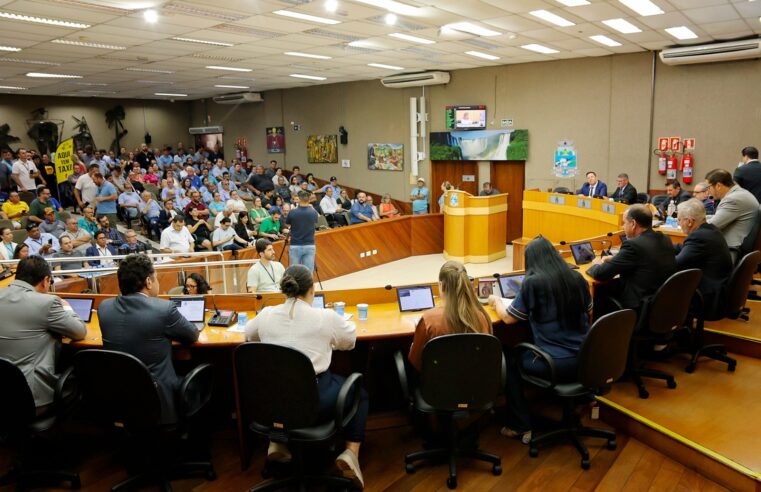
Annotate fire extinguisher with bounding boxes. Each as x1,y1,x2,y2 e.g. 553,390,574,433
666,154,677,183
682,153,694,184
658,152,667,175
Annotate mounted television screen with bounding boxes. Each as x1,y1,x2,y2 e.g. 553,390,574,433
454,105,486,130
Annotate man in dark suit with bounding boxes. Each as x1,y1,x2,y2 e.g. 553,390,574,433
577,171,608,198
85,230,118,267
659,179,692,218
588,204,676,314
610,173,638,204
98,254,199,423
675,198,732,318
733,146,761,203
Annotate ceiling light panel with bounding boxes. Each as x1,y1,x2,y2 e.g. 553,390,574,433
0,57,60,65
388,32,435,44
0,46,21,52
0,11,90,28
530,10,575,27
367,63,404,70
26,72,82,78
161,2,247,22
290,73,327,80
556,0,590,5
602,18,642,34
214,84,249,89
354,0,420,16
665,26,698,39
171,37,234,47
465,50,500,60
273,10,341,25
205,65,252,72
521,44,560,54
0,85,27,90
51,39,126,50
154,92,187,96
125,67,175,74
442,22,501,37
618,0,664,17
590,34,622,46
284,51,332,59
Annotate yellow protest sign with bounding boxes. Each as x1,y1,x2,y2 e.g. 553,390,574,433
54,138,74,184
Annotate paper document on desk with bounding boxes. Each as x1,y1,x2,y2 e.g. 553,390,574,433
501,298,514,309
227,324,246,333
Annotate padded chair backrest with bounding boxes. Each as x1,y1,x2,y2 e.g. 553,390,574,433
577,310,636,388
553,187,571,194
636,193,650,204
234,342,320,430
651,194,669,210
641,269,702,335
739,205,761,257
12,229,27,244
419,333,502,412
167,286,185,295
0,357,36,431
725,250,761,317
72,349,162,430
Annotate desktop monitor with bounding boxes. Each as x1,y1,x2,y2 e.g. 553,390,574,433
60,297,94,322
570,241,596,265
312,293,326,309
396,286,435,312
497,274,525,299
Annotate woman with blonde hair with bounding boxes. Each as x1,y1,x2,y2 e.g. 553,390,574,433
408,260,492,370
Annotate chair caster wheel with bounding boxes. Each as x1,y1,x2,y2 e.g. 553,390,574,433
638,388,649,399
529,447,539,458
667,380,677,389
728,362,737,372
685,363,696,373
581,459,590,470
492,465,502,476
205,470,217,481
447,477,457,489
607,439,617,450
405,463,415,474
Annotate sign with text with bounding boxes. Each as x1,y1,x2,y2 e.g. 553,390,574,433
658,137,669,152
669,137,681,152
683,138,695,150
54,138,74,184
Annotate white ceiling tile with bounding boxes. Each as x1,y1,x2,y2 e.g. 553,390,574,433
483,15,548,32
700,19,752,35
566,3,629,22
670,0,731,8
637,11,693,30
683,5,740,24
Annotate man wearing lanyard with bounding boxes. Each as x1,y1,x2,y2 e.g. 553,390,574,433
246,238,285,293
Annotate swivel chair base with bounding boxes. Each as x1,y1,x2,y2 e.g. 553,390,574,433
686,344,737,373
0,465,81,490
112,460,215,492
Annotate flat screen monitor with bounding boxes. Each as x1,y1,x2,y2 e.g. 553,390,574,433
455,106,486,130
312,293,325,309
570,242,596,265
476,278,498,300
170,296,206,323
60,297,94,322
396,286,435,312
498,274,525,299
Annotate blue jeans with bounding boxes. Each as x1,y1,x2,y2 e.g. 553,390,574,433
289,244,315,272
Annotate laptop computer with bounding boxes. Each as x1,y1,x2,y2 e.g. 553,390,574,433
312,293,325,309
170,296,207,330
476,278,499,304
570,241,596,265
60,297,94,322
396,286,435,312
497,274,525,299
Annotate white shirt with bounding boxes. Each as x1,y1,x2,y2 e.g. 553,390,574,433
93,245,114,266
12,159,38,190
245,298,356,374
226,198,246,213
246,260,285,293
320,195,340,214
75,173,98,205
159,225,193,253
211,226,237,250
214,213,238,228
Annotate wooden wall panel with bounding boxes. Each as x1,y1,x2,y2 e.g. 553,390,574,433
410,214,444,255
490,161,525,243
431,161,479,212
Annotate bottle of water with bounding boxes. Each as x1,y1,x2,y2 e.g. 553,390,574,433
666,200,676,219
237,311,247,330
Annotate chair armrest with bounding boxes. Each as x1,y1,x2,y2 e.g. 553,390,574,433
335,372,363,431
53,365,78,416
393,350,411,403
179,363,214,419
513,343,557,389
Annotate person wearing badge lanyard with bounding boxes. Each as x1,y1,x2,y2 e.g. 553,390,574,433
246,238,285,294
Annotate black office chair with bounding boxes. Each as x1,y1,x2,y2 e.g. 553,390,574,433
72,349,216,491
395,333,503,489
0,358,80,490
553,186,571,194
627,269,702,398
686,251,761,373
514,309,636,469
234,342,363,492
636,192,650,204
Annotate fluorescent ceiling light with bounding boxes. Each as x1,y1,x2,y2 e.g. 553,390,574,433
136,80,174,84
126,67,175,73
325,0,338,12
521,44,559,54
530,10,575,27
465,50,500,60
443,22,501,37
589,34,622,47
0,11,90,28
26,72,82,78
51,39,126,50
355,0,419,16
388,32,435,44
0,85,26,90
0,57,58,65
206,65,252,72
385,13,397,25
273,10,340,25
556,0,590,5
618,0,664,17
602,18,642,34
290,73,327,80
214,84,250,89
74,82,108,86
155,92,187,96
284,51,332,59
143,9,158,23
0,46,21,52
172,37,234,47
665,26,697,40
368,63,404,70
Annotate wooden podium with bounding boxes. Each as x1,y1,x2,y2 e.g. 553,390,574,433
443,190,508,263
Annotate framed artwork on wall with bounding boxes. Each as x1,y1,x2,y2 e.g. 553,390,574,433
306,134,338,163
368,143,404,171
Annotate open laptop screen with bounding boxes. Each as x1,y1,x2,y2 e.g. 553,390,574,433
60,297,94,322
498,274,525,299
312,293,325,309
170,296,206,323
397,286,435,312
570,241,596,265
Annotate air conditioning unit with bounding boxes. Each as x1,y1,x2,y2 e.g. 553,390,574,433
659,39,761,66
188,126,224,135
212,92,263,104
381,71,450,88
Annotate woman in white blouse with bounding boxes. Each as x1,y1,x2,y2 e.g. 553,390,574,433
245,265,368,489
225,189,247,213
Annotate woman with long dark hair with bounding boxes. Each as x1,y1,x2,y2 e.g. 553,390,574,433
489,236,591,443
183,272,210,295
408,260,492,371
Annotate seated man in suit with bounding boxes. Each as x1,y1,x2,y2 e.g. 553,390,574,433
577,171,607,198
587,204,676,315
98,254,199,423
691,182,715,215
675,198,732,318
659,179,692,219
705,168,759,260
85,230,118,267
610,173,638,204
0,256,86,411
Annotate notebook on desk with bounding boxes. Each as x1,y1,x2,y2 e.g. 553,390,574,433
170,296,206,331
396,286,435,312
60,297,94,322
